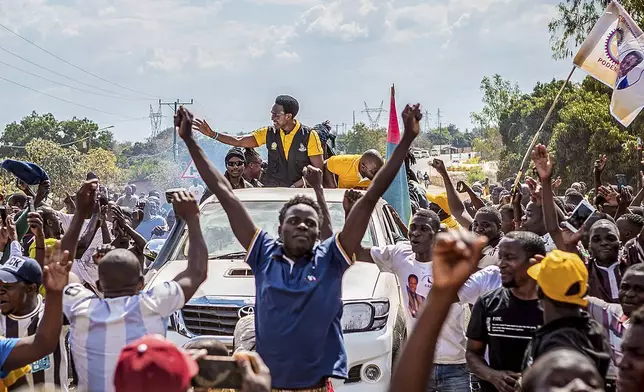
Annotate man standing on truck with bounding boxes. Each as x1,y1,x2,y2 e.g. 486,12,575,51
178,103,422,390
192,95,324,188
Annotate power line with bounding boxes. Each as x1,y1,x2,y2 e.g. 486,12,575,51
1,127,114,149
0,75,138,119
0,59,151,101
0,44,150,100
160,99,193,161
0,22,159,99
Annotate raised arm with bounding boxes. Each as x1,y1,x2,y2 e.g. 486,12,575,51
593,155,606,205
60,180,98,261
432,159,473,227
532,145,564,245
3,241,71,371
179,108,257,249
27,212,46,268
455,181,486,211
170,191,208,301
290,155,324,189
303,166,333,240
389,230,486,392
339,104,420,256
192,119,259,148
342,190,374,263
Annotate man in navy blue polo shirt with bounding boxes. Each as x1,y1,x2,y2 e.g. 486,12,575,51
178,104,422,389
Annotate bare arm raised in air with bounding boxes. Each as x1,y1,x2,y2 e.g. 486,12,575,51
192,119,259,148
170,191,208,301
432,159,473,227
303,166,333,240
60,180,98,261
338,104,420,257
179,108,257,249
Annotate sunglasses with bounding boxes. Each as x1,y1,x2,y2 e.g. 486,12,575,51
226,161,245,167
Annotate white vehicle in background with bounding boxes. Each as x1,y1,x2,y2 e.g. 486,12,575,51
430,147,440,156
420,150,430,158
144,188,408,391
412,150,422,159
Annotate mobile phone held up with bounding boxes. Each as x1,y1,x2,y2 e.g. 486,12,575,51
166,188,188,204
26,197,35,213
191,356,242,389
562,199,596,233
616,174,627,192
0,207,7,224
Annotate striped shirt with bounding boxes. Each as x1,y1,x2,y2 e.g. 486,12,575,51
63,281,185,392
0,295,68,391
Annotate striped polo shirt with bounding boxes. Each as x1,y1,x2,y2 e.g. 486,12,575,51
0,295,69,391
63,281,185,392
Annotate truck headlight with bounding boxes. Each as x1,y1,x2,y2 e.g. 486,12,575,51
167,312,177,331
341,299,389,333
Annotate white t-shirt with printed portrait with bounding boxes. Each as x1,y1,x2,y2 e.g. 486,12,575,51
370,243,468,364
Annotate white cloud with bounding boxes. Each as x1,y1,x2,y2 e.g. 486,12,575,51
301,2,370,41
0,0,571,143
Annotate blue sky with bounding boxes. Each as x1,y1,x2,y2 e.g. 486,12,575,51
0,0,583,142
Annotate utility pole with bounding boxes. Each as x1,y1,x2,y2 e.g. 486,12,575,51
160,99,193,161
436,108,442,132
362,101,387,130
352,111,356,128
149,104,163,137
422,110,432,133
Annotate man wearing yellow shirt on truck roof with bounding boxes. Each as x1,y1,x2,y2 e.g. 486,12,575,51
323,150,384,189
192,95,324,188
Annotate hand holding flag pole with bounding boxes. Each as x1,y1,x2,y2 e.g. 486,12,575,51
511,66,575,194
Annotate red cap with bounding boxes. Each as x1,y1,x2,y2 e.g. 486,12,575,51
114,335,199,392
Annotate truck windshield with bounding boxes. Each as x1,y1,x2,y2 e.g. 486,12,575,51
174,200,376,260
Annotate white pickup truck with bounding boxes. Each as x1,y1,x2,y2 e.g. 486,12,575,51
144,188,408,391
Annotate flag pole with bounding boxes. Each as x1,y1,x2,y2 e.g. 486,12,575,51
512,66,576,192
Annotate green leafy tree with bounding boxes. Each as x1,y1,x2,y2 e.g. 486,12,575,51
342,122,386,155
471,75,522,160
23,139,122,202
427,127,451,145
1,112,114,157
549,0,643,59
496,77,644,187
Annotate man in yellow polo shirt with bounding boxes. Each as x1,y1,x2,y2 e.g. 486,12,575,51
323,150,384,189
192,95,324,187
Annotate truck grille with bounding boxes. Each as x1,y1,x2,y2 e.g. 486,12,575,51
182,304,240,336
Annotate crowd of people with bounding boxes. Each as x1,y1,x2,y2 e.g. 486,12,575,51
0,93,640,392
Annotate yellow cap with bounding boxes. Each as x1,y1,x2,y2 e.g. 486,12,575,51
527,250,588,307
426,192,451,215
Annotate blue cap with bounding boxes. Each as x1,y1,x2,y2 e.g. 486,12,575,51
0,256,43,286
1,160,49,186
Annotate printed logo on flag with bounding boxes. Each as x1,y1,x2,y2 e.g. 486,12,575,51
606,28,622,64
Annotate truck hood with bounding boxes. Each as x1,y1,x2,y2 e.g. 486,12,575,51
146,259,381,300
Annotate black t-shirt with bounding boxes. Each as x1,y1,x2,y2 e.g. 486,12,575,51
467,287,543,391
522,313,611,379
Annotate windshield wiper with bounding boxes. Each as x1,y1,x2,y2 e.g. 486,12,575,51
209,251,247,260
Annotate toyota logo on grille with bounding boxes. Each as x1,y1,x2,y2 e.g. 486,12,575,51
238,305,255,318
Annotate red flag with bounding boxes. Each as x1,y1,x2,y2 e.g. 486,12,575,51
387,84,400,144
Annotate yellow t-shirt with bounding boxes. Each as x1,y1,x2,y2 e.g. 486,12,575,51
326,155,371,189
251,121,323,160
29,239,57,299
